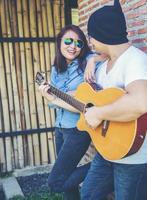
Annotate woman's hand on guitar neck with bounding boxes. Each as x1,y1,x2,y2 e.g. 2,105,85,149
84,106,102,129
38,84,56,102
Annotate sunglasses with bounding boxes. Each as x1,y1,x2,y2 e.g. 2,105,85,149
63,38,84,49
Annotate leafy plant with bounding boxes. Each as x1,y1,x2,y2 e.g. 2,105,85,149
0,171,13,179
10,195,25,200
10,192,63,200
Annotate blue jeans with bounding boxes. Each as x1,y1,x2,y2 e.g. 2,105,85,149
48,127,91,200
81,153,147,200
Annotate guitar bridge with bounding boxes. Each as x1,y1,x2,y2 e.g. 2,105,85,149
101,120,110,137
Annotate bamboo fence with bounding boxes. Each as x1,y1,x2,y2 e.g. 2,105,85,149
0,0,65,172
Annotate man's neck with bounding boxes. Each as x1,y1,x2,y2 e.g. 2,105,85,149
107,43,130,70
108,43,130,61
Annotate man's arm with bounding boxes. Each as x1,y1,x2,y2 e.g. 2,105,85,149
84,54,108,82
84,80,147,129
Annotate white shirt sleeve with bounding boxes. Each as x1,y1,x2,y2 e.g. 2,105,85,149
124,53,147,87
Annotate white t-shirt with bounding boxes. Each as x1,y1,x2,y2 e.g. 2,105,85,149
95,46,147,164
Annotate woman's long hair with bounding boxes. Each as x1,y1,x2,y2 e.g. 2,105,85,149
54,25,91,73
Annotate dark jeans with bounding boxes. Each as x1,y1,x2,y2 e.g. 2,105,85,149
48,127,91,200
81,153,147,200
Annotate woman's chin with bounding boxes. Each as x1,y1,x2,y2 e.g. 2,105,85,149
66,56,76,63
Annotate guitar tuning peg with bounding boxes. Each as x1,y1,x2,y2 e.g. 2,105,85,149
39,71,45,76
35,72,46,85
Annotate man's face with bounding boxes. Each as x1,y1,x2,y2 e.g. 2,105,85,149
89,37,105,54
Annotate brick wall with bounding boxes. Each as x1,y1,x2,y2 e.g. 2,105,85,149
78,0,147,53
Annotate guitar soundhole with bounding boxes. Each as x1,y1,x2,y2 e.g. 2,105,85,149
86,103,94,108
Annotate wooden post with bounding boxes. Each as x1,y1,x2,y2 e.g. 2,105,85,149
17,0,35,167
42,0,56,163
8,1,24,168
35,0,48,165
0,0,14,171
29,0,48,165
0,45,7,172
5,0,24,169
61,0,65,28
53,0,62,35
22,0,37,167
46,0,56,65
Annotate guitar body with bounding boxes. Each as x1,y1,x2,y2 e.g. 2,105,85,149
36,72,147,161
75,82,147,160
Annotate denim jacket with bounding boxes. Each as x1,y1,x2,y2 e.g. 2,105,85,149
49,56,101,128
49,59,84,128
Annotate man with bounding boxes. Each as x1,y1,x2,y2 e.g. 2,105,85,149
81,0,147,199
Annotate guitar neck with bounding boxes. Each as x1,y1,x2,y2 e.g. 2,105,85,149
48,84,85,113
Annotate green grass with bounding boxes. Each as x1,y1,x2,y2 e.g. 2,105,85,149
10,192,63,200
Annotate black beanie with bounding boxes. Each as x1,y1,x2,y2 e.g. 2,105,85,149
88,0,128,45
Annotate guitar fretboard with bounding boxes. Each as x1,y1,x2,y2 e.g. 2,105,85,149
48,85,85,112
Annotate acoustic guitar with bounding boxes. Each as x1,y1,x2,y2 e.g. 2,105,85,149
36,72,147,160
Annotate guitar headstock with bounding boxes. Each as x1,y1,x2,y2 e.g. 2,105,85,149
35,72,46,86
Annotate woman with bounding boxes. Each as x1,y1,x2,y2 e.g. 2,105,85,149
38,25,102,200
